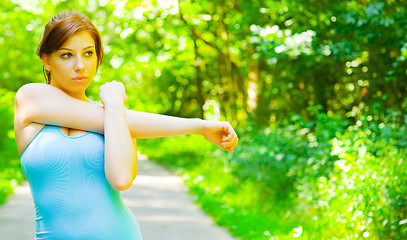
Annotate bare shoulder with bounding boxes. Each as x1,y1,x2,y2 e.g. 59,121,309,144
15,83,68,116
16,82,50,94
15,84,40,121
15,83,58,102
14,83,59,126
14,83,51,156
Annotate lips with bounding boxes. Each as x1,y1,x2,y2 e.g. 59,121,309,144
72,76,87,81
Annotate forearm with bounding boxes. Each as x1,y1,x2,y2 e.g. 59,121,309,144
104,104,137,191
20,83,204,138
18,83,105,134
125,109,204,139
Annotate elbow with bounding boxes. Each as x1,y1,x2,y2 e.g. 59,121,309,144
110,177,134,191
111,182,132,191
108,165,138,191
106,152,138,191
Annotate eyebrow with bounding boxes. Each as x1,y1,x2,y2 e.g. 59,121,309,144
58,45,95,51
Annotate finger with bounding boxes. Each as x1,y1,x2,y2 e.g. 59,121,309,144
231,134,239,148
227,124,236,135
222,134,238,148
222,133,233,141
225,147,234,152
222,131,238,144
219,143,234,152
222,122,234,135
230,134,239,146
226,127,237,142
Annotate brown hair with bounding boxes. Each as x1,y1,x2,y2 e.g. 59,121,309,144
37,11,104,84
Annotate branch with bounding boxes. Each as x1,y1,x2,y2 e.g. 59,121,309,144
177,0,224,56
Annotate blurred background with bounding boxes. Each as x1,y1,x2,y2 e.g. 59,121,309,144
0,0,406,239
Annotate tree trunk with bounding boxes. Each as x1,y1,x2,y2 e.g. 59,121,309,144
194,39,205,119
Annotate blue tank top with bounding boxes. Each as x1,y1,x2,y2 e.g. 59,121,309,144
20,125,142,240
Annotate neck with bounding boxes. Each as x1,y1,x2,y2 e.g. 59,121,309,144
68,92,90,102
49,82,90,102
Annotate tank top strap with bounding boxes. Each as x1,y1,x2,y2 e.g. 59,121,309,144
90,100,103,107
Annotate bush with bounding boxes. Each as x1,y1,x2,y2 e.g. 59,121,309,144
0,89,25,204
308,120,407,239
139,112,406,239
0,161,25,204
0,89,15,157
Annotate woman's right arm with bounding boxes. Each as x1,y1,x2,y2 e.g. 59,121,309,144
14,83,201,137
15,83,105,133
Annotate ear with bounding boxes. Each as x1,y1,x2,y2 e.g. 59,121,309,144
41,54,51,72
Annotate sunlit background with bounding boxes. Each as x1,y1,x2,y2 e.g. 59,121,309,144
0,0,406,239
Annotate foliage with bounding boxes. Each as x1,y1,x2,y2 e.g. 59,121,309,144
317,119,407,239
139,113,406,239
0,159,25,205
2,0,407,126
0,90,15,149
0,90,25,204
0,0,406,239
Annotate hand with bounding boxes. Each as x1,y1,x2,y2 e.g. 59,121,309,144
201,120,239,152
99,81,128,107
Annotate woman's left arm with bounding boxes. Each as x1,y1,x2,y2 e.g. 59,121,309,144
124,110,239,152
101,81,238,191
100,81,137,191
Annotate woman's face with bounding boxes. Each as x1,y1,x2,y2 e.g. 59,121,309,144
42,31,98,100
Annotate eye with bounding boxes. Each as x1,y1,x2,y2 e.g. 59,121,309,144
85,51,94,57
61,53,72,58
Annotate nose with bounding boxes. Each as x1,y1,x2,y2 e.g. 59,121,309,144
74,56,85,72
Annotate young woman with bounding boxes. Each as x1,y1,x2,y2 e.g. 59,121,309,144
14,11,238,239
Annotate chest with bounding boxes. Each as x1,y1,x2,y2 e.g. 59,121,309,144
21,125,105,176
59,126,88,137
